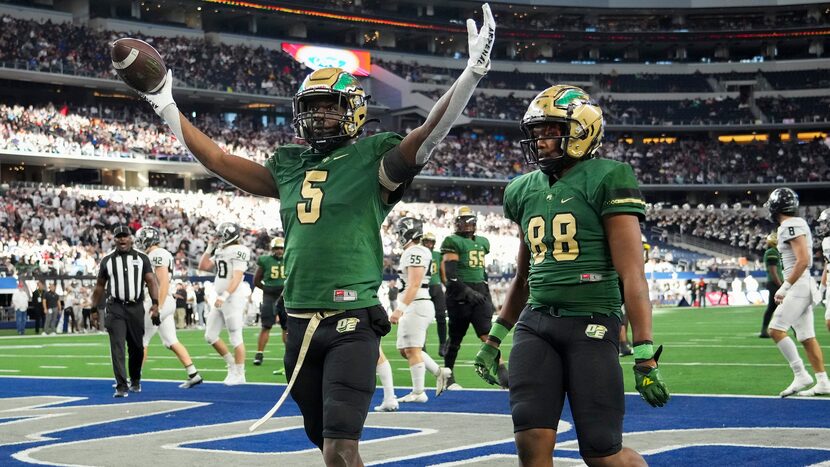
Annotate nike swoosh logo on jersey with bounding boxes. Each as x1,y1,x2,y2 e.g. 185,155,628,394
561,197,574,204
330,154,349,162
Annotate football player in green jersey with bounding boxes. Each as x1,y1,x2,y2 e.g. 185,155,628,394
473,85,669,466
252,237,287,366
136,5,495,464
759,231,783,338
422,232,448,356
440,206,506,389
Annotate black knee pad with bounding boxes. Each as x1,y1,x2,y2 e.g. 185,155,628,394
446,340,462,353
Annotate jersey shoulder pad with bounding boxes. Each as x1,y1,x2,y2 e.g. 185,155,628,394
353,132,404,162
440,235,460,254
503,170,546,222
232,245,251,258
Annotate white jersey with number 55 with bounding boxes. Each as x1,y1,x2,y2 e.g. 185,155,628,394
397,244,432,300
212,244,251,295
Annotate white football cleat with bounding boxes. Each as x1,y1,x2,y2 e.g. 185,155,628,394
797,380,830,396
397,391,429,403
225,366,246,386
435,367,452,397
780,373,814,398
179,373,203,389
222,367,234,385
374,398,399,412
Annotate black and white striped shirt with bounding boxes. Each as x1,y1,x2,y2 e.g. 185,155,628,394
97,249,152,302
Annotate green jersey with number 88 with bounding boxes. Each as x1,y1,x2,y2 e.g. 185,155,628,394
440,234,490,283
503,158,645,316
265,132,403,309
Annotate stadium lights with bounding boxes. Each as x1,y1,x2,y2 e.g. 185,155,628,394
718,134,768,143
643,137,677,144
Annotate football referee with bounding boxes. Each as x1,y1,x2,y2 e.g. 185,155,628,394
91,225,160,397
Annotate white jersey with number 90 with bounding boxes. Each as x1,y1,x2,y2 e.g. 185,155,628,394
212,244,251,295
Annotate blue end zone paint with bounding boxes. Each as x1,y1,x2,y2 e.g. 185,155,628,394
184,427,421,453
0,377,829,466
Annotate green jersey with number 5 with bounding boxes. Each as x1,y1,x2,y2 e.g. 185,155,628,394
440,234,490,283
257,254,286,289
264,132,403,309
503,158,645,316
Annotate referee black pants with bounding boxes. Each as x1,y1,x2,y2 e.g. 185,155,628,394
105,301,145,390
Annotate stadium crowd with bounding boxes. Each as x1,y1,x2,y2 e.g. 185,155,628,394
3,101,829,183
2,13,828,99
3,183,827,283
0,15,308,96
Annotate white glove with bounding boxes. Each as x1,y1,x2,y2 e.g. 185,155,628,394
774,281,792,304
138,70,176,116
466,3,495,76
137,69,189,153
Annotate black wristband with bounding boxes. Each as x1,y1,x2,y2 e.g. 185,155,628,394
494,317,514,330
633,340,653,347
151,299,159,306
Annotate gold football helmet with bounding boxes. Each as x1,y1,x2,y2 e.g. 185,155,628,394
454,206,477,236
270,237,285,249
519,85,604,177
293,67,369,152
766,231,778,248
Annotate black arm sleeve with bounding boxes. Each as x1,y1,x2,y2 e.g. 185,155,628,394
381,146,423,185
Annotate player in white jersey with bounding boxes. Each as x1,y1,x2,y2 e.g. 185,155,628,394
389,217,451,404
136,227,202,389
198,222,252,386
764,188,829,397
817,209,830,332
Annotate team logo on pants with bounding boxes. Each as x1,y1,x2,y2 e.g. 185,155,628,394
336,317,360,333
585,324,607,339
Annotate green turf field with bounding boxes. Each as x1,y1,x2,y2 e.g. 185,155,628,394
1,304,828,396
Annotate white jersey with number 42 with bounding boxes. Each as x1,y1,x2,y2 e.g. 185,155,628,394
777,217,813,282
397,244,432,300
148,247,174,297
212,244,251,295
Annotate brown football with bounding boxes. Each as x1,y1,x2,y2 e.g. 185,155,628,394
110,38,167,93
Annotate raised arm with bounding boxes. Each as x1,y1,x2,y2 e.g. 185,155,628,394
138,73,278,198
199,242,216,272
378,4,496,196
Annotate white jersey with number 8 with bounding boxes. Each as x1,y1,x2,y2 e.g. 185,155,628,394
777,217,813,282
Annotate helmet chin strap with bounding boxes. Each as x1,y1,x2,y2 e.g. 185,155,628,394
538,155,577,180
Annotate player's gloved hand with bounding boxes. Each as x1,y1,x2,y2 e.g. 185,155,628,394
774,280,792,305
138,70,176,116
150,310,161,326
466,3,495,76
464,288,487,306
474,342,501,386
633,343,670,408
